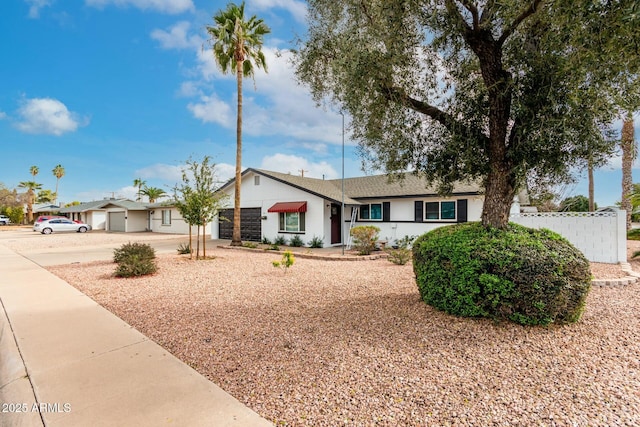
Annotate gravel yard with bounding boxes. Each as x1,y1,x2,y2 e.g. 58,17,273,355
37,236,640,427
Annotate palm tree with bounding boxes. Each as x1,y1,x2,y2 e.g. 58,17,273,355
37,189,56,204
52,164,65,204
207,1,270,246
30,165,39,178
621,113,636,230
133,178,146,202
141,186,167,203
18,181,42,223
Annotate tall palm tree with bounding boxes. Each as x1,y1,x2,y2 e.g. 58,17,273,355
133,178,146,202
30,165,39,178
18,181,42,223
207,1,270,246
621,113,636,230
52,164,65,205
141,186,167,203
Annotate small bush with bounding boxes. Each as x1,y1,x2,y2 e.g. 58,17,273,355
412,222,591,326
176,243,192,254
262,237,272,244
308,236,324,248
272,250,295,272
267,243,280,251
274,235,288,245
243,242,258,249
113,242,157,277
628,228,640,240
386,235,417,265
289,235,304,247
350,225,380,255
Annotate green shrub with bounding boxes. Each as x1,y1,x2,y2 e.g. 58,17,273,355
412,222,591,326
243,242,258,249
272,250,295,272
113,242,157,277
628,228,640,240
262,237,272,244
308,236,324,248
289,235,304,247
176,243,192,254
274,235,288,245
350,225,380,255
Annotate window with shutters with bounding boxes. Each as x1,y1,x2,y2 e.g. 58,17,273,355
359,203,382,220
424,201,456,221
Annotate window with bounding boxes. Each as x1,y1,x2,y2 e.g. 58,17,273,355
254,175,260,185
359,203,382,220
425,201,456,221
161,209,171,225
279,212,305,232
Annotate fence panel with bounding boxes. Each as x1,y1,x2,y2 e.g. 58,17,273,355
509,211,626,264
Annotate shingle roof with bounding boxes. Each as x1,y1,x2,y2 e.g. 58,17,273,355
225,168,481,202
59,199,148,213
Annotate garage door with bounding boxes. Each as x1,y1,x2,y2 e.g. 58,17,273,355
219,208,261,241
109,212,126,232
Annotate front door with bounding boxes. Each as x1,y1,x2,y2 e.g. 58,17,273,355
330,203,342,244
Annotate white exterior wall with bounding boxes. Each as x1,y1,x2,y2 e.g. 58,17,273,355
86,211,106,230
214,172,331,245
351,196,484,244
150,207,213,235
510,211,626,264
125,211,148,232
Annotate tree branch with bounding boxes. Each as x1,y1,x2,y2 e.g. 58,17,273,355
498,0,545,47
479,0,495,27
445,0,473,35
459,0,480,29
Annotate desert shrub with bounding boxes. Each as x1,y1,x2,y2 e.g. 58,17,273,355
386,235,417,265
113,242,157,277
262,237,272,244
350,225,380,255
289,235,304,247
176,243,192,254
274,235,288,245
243,242,258,249
272,250,295,272
308,236,324,248
412,222,591,326
627,228,640,240
267,244,280,251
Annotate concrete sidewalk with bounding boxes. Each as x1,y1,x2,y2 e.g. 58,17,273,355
0,245,272,426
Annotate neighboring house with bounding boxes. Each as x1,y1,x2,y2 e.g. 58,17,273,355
212,168,524,247
59,199,149,232
32,204,60,217
147,202,214,235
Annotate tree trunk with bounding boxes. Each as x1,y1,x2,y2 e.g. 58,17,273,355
202,221,206,259
189,225,193,260
231,59,244,246
588,158,595,212
196,224,201,260
481,163,516,228
621,114,635,230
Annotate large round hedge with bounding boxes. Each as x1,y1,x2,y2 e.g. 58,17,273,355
412,222,592,326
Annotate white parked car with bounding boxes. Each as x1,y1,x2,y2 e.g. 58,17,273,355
33,218,91,234
0,215,11,225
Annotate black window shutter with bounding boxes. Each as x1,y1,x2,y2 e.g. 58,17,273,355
414,201,423,222
457,199,468,223
383,202,390,222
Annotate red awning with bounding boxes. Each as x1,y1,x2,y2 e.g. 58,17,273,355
267,201,307,213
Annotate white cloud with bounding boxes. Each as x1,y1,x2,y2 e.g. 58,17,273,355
25,0,53,18
176,81,201,97
150,21,202,50
187,94,233,126
85,0,194,14
260,153,338,179
0,111,7,120
15,97,87,136
249,0,307,23
134,163,184,182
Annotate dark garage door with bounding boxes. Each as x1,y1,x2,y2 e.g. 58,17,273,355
219,208,262,241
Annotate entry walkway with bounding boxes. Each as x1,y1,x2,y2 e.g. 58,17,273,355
0,244,272,426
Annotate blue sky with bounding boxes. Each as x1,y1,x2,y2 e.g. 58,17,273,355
0,0,637,207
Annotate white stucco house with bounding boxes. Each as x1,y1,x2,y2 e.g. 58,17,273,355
60,199,148,232
146,202,214,235
211,168,524,247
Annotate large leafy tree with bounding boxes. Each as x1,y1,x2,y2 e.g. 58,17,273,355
207,1,270,246
621,114,636,229
52,164,65,204
296,0,639,228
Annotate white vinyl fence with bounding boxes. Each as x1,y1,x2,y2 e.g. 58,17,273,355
509,211,626,264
